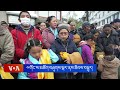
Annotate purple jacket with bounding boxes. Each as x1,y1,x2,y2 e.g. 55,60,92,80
25,58,38,79
42,28,56,49
81,44,94,64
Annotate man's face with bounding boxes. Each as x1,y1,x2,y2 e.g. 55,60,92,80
19,12,31,27
103,27,112,35
19,12,31,20
114,22,120,29
70,24,76,30
84,25,91,32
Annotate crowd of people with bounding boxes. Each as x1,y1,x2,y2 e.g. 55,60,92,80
0,11,120,79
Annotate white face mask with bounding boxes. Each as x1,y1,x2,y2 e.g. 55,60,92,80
20,17,31,26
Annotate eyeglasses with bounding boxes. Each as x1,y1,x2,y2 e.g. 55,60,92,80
59,32,68,35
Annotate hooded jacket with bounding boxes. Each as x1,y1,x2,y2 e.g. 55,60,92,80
78,41,94,64
11,25,43,63
98,55,120,79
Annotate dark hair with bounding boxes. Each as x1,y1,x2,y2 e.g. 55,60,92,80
103,24,112,29
90,24,95,29
91,29,99,35
24,39,42,59
37,22,42,25
46,16,56,27
46,16,55,23
110,22,113,25
104,45,114,55
18,11,31,20
68,21,72,24
113,19,120,23
84,34,94,41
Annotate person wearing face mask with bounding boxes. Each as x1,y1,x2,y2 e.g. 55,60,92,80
11,11,43,64
11,11,43,79
0,21,14,66
42,16,58,49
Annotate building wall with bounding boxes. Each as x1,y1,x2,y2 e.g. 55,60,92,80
38,11,61,20
88,11,120,29
0,11,7,22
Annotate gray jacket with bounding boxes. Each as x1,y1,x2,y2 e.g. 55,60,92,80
0,29,14,64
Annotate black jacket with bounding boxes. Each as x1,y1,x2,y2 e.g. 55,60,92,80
78,29,93,40
98,29,120,51
50,38,78,79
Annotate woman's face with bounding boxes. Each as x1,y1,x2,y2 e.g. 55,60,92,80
59,29,69,41
49,17,58,29
29,46,42,60
87,39,93,46
93,32,99,39
40,23,46,30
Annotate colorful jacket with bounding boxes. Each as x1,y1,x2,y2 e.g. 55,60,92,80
79,41,94,64
18,49,59,79
11,25,43,64
42,27,57,49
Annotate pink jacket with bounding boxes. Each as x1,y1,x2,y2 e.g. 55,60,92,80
42,28,56,49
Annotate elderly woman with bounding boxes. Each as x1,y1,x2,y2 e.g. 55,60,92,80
50,25,80,79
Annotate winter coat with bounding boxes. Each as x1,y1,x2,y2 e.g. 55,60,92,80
42,28,57,49
51,37,78,62
98,55,120,79
78,41,94,64
0,29,14,64
50,37,78,79
11,25,43,64
78,29,93,40
18,49,59,79
98,29,120,51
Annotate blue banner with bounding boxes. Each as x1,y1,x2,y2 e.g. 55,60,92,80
23,64,97,73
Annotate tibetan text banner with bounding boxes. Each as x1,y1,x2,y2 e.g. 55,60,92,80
24,64,97,73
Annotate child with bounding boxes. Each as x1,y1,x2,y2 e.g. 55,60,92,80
78,35,95,79
18,39,59,79
98,45,120,79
